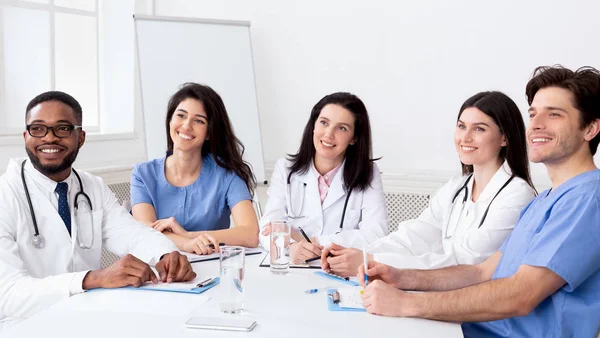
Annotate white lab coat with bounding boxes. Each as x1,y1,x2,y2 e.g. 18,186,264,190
370,164,536,269
259,158,389,249
0,158,177,325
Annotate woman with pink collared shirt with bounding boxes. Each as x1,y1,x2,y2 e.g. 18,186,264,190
259,92,389,263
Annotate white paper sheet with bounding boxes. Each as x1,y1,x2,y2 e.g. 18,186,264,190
337,287,365,309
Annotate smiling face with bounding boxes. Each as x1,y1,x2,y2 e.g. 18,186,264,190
169,98,209,153
454,107,506,167
527,86,592,165
312,104,357,166
23,101,85,181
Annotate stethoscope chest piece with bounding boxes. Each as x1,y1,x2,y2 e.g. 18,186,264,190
31,234,45,249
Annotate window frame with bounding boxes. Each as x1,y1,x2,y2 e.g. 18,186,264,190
0,0,101,135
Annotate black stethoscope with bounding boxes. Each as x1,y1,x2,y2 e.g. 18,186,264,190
287,181,352,233
21,160,95,249
444,173,515,238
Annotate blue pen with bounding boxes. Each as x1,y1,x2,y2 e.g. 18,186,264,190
362,245,369,286
304,288,322,294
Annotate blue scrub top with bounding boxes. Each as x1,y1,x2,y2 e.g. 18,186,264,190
130,154,252,231
462,170,600,338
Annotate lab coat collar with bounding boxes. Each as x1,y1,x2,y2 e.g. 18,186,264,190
321,160,347,210
474,162,513,203
11,157,76,198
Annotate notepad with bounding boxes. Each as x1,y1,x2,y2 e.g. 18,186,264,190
327,287,366,312
258,253,321,269
182,247,264,263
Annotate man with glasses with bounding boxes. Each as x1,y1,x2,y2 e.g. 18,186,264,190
0,91,196,329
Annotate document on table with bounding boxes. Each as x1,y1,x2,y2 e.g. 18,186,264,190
337,287,365,309
259,253,321,268
182,247,264,263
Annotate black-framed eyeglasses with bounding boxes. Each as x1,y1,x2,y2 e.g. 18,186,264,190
26,124,82,138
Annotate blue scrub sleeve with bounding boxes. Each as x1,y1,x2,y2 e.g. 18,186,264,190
130,165,154,207
226,174,252,209
522,192,600,291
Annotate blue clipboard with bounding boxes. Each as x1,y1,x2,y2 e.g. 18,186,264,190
327,288,366,312
87,278,221,294
314,271,359,286
126,277,220,294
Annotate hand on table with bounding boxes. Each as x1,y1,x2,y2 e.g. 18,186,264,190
290,241,323,264
321,243,370,277
83,254,158,289
155,251,196,283
181,233,220,255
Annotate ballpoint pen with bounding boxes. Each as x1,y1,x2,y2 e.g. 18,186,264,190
299,227,332,263
304,288,328,294
362,245,369,286
196,277,217,288
208,243,226,248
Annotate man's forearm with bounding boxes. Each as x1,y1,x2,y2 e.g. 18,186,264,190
408,276,526,322
398,264,486,292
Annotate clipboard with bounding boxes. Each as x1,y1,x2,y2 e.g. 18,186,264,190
122,277,220,294
314,271,359,286
183,248,264,263
258,253,321,269
327,288,366,312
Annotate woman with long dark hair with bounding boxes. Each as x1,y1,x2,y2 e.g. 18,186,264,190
131,83,258,254
260,92,389,263
322,91,537,277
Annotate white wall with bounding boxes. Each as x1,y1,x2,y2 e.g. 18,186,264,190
2,0,599,192
153,0,600,190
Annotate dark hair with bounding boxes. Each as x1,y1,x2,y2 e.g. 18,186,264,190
25,91,83,124
287,92,377,191
525,65,600,155
165,83,256,195
457,91,535,189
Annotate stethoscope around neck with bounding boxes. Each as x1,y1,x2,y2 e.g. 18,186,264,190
287,180,352,234
444,173,515,239
21,160,95,249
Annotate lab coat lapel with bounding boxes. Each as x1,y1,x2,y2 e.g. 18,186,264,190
476,164,512,202
322,162,346,211
290,169,321,217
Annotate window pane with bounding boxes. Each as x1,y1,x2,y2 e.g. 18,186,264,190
53,0,96,12
54,13,98,126
2,7,51,128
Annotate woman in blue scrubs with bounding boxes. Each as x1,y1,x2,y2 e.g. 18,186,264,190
130,83,258,254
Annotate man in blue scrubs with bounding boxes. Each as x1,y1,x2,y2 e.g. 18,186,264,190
358,65,600,337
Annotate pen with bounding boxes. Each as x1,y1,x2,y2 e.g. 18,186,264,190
304,288,326,294
208,243,226,249
362,245,369,286
298,227,311,243
305,256,320,263
196,277,216,288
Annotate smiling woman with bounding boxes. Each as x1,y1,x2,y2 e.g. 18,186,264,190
130,83,259,255
259,92,389,264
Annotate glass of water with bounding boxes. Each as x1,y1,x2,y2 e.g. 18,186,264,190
270,220,291,275
219,246,245,314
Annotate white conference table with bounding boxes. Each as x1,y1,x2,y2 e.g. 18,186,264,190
3,254,463,338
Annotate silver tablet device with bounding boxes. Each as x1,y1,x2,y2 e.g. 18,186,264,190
185,317,257,332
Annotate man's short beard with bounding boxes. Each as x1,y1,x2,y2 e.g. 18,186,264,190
25,146,79,177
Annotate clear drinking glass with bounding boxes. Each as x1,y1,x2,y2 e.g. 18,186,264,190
269,220,291,275
219,246,245,313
